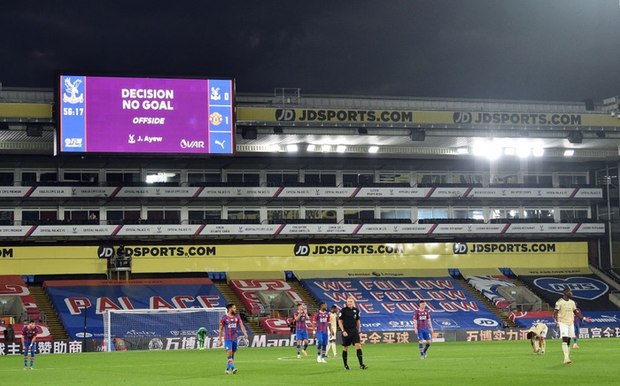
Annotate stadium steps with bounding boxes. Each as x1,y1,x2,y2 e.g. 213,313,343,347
286,279,321,313
213,282,266,335
506,277,552,312
28,285,70,340
454,278,517,328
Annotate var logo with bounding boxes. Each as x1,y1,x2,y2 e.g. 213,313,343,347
294,244,310,256
453,243,468,254
276,109,295,121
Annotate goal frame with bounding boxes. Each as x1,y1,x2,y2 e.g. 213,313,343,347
102,307,227,352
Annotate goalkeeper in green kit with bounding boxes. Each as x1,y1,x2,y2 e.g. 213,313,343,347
197,327,208,350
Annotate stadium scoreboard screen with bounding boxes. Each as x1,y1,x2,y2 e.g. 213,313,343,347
57,74,235,154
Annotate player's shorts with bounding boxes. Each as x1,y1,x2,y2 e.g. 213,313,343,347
23,340,36,355
296,330,308,341
315,331,329,346
342,330,360,346
417,329,432,341
224,339,238,352
558,322,576,339
538,325,548,338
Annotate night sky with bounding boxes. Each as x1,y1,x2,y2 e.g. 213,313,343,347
2,0,620,102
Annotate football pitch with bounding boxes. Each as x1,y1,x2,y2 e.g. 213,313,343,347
2,339,619,386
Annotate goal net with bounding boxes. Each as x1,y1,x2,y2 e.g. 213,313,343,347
103,307,227,352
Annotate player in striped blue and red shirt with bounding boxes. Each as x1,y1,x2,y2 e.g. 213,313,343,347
413,300,434,359
312,302,332,363
218,303,249,374
21,321,38,369
294,303,309,358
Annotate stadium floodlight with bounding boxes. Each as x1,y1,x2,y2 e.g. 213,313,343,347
516,147,531,158
532,148,545,157
504,147,516,156
321,145,332,153
472,144,486,156
306,144,316,152
286,144,298,152
487,146,501,160
336,145,347,153
368,146,379,153
103,308,227,352
269,144,281,152
456,147,469,155
564,149,575,156
472,141,500,159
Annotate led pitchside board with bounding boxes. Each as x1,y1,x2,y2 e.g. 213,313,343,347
57,74,235,154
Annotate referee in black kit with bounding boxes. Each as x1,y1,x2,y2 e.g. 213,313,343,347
338,296,368,370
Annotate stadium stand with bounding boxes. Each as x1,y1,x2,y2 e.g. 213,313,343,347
1,86,620,347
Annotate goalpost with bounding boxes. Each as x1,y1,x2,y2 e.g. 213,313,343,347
103,308,227,352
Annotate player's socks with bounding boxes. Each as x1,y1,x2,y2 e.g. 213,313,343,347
24,357,28,367
562,342,570,361
424,343,430,354
342,350,348,367
297,344,301,357
419,342,424,357
356,349,364,366
227,356,234,369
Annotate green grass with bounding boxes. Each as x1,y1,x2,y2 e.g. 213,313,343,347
2,339,619,386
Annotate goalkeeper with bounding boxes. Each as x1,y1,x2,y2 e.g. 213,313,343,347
197,327,208,350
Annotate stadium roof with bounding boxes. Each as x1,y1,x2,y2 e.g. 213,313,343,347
1,87,619,162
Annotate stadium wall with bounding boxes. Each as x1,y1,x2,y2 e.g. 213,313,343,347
0,241,588,275
3,326,620,356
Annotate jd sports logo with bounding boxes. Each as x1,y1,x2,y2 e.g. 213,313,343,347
453,243,468,254
453,112,472,124
294,244,310,256
473,318,500,327
276,109,296,121
97,245,115,258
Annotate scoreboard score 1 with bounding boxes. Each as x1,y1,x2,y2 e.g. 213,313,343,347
57,74,235,155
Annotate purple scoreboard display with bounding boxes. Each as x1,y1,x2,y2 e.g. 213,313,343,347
58,75,234,154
